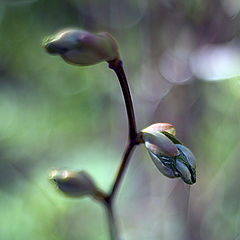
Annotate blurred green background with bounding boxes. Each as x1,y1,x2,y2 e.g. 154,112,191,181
1,0,240,239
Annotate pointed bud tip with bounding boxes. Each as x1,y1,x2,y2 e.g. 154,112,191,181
49,169,68,181
141,123,176,136
42,36,55,52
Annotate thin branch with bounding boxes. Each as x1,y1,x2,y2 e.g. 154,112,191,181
109,140,137,202
104,59,141,240
105,202,120,240
108,60,137,140
108,59,141,202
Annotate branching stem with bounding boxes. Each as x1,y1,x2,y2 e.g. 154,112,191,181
100,59,142,240
108,59,141,203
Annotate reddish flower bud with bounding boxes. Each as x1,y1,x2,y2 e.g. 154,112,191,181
142,123,176,136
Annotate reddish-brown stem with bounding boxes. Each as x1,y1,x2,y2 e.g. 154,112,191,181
108,59,141,203
109,140,137,202
103,59,141,240
108,60,137,140
103,199,120,240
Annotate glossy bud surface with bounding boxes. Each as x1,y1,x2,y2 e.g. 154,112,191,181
142,123,196,185
43,29,119,66
141,129,179,157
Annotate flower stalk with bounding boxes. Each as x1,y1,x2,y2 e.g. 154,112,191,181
108,60,137,140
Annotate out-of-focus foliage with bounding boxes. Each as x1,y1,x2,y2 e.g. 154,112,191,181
1,0,240,240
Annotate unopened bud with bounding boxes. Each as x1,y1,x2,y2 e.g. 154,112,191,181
175,144,196,184
146,142,176,178
142,123,176,136
161,131,183,145
141,128,179,157
49,169,98,197
142,123,196,185
145,143,196,185
43,28,119,66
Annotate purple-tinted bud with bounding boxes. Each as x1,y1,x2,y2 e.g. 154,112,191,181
146,143,176,178
43,29,119,66
142,123,176,136
49,169,97,197
142,123,196,184
141,130,179,157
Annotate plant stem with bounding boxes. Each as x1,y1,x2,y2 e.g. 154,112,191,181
108,60,137,140
104,201,119,240
109,140,137,202
105,59,140,240
108,59,140,202
103,140,138,240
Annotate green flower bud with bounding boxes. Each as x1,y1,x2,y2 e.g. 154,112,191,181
49,169,98,197
141,123,196,185
146,144,196,184
43,28,119,66
146,142,176,178
175,144,196,184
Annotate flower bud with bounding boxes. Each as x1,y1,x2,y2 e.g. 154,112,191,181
175,144,196,184
161,131,183,145
146,142,176,178
49,169,98,197
141,123,196,185
142,123,176,136
43,28,119,66
141,128,179,157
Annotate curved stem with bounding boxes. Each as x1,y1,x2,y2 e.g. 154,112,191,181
109,60,137,140
108,59,141,202
104,59,140,240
